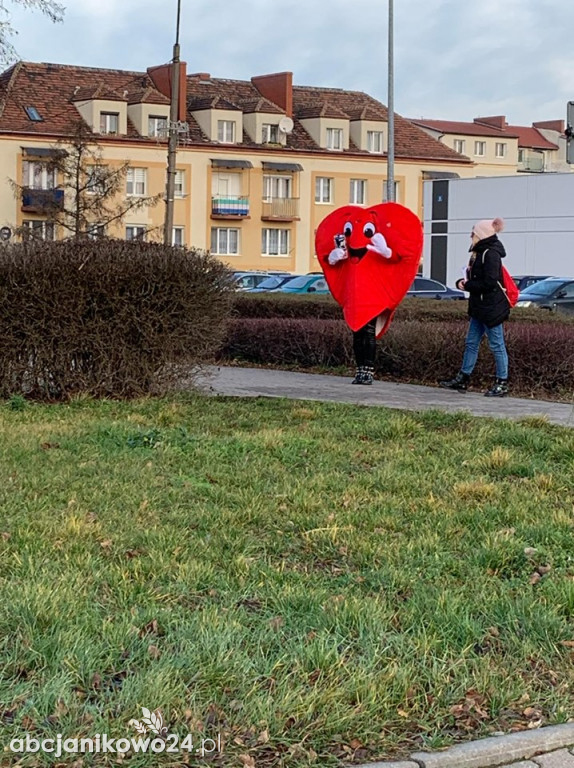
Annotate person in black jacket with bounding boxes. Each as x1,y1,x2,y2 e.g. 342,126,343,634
440,217,510,397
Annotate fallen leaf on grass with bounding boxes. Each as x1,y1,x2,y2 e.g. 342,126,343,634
139,619,160,637
147,644,161,660
257,730,269,744
1,532,10,541
524,547,538,557
239,755,256,768
560,640,574,648
268,616,284,631
537,564,552,575
529,572,542,585
99,539,113,550
40,442,60,450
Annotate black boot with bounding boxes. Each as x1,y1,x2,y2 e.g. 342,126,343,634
362,366,374,385
439,371,470,392
352,367,365,384
484,378,509,397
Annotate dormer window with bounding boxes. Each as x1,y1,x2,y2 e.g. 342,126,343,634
100,112,119,135
327,128,343,151
218,120,235,143
367,130,384,153
148,116,168,137
262,123,279,143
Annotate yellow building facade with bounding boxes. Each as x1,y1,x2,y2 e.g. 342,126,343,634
0,60,475,273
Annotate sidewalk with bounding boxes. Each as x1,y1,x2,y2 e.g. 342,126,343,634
198,366,574,428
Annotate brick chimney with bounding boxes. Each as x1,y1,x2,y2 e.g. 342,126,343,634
533,119,565,133
147,62,188,122
474,115,507,130
251,72,293,117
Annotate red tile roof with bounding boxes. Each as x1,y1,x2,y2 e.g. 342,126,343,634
412,117,559,150
0,61,470,163
505,125,558,150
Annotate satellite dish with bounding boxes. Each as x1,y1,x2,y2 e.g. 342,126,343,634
278,116,294,134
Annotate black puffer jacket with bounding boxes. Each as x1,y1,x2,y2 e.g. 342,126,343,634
464,235,509,328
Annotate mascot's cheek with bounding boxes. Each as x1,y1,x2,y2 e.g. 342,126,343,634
315,203,423,336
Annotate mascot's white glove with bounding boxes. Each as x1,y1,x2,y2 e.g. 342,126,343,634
328,247,348,265
367,232,392,259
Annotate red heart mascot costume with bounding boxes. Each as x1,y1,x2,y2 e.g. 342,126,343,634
315,202,423,384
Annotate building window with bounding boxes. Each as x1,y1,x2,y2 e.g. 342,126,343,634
315,177,333,204
22,220,55,241
350,179,366,205
367,131,384,153
211,227,239,255
126,168,147,196
474,141,486,157
217,120,235,143
382,180,400,203
172,227,184,247
454,139,466,154
175,169,185,197
518,149,525,163
24,106,43,122
326,128,343,150
149,115,168,137
100,112,119,135
23,161,56,190
262,228,290,256
262,123,279,143
88,224,106,240
86,165,107,195
495,142,507,158
126,225,147,241
263,175,292,200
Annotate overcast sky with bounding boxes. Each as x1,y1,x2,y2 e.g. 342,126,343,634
5,0,573,126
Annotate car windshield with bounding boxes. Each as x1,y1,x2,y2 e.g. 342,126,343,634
255,276,282,289
282,276,311,288
521,280,565,296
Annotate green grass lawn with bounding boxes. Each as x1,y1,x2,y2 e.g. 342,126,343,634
1,395,573,767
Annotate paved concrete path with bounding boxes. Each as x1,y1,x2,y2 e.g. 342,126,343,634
353,726,574,768
198,366,574,428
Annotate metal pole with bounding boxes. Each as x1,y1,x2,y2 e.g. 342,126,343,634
386,0,395,203
164,0,182,245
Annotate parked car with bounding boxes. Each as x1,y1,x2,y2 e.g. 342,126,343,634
407,277,465,300
515,277,574,314
278,275,331,294
248,274,302,292
512,275,553,291
233,271,276,291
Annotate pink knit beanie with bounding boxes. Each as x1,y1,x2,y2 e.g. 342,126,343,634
472,217,504,241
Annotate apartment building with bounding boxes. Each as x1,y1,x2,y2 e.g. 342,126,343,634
0,60,473,273
412,115,567,175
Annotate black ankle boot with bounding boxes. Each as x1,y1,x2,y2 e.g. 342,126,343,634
352,367,365,384
362,366,374,385
439,371,470,392
484,378,509,397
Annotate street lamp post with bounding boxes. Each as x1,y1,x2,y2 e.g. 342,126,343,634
164,0,182,246
386,0,395,203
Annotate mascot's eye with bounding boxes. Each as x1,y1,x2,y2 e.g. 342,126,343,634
343,222,353,237
363,223,376,238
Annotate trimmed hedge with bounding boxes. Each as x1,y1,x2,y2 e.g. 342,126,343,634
220,318,574,399
0,240,234,400
232,292,574,325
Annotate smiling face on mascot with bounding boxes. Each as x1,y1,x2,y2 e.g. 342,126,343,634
315,202,423,337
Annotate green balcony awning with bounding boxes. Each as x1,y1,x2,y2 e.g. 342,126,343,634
211,159,253,169
262,162,303,172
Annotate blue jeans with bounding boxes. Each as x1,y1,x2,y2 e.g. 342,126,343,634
461,317,508,379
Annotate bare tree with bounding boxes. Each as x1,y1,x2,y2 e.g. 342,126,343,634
1,0,65,65
12,120,162,241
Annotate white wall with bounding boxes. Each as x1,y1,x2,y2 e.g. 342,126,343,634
423,173,574,287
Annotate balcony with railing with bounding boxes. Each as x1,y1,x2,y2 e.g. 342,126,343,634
261,197,300,221
21,188,65,213
211,196,250,219
518,154,545,173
